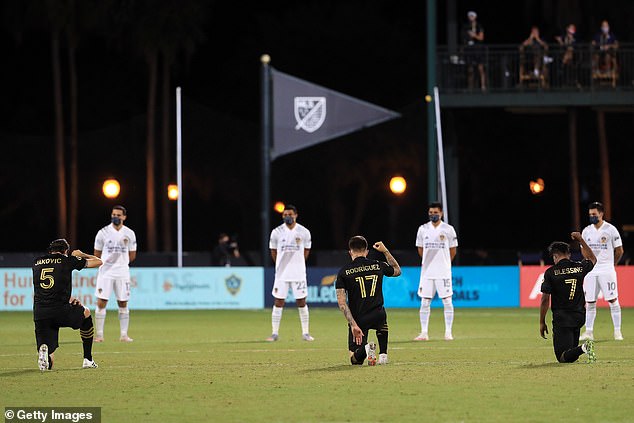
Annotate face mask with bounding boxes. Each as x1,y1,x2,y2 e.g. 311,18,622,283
429,215,440,223
283,216,294,225
602,27,609,34
112,217,122,226
589,216,599,225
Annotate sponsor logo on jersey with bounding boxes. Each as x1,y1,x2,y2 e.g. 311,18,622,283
294,97,326,133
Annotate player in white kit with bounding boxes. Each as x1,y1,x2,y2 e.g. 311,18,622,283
414,202,458,341
266,204,314,342
93,205,137,342
580,202,624,341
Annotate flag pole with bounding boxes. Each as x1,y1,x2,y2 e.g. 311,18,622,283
260,54,272,267
433,86,448,223
176,87,183,267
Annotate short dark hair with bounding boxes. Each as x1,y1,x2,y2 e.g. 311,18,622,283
284,204,298,214
548,241,570,257
588,202,604,213
429,201,443,211
48,238,69,254
218,233,229,241
113,205,127,215
348,236,368,252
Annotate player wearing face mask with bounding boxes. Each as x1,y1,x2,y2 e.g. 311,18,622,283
414,202,459,341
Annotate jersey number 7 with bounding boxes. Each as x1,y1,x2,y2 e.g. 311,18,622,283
564,278,577,301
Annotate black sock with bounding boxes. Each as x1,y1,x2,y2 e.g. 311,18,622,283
559,346,584,363
80,316,94,361
350,345,367,365
376,328,389,355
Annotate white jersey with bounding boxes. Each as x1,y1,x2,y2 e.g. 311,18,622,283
269,223,311,282
416,221,458,279
582,220,622,274
94,224,137,279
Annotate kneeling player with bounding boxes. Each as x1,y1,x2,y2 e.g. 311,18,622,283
33,239,102,371
336,236,401,365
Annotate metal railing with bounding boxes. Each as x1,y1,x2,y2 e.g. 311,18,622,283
438,43,634,93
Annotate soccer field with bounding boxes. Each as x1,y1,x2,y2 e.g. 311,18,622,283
1,308,633,422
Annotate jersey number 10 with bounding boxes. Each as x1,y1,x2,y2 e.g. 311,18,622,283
355,275,378,298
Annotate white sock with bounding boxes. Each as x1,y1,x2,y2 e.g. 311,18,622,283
95,307,106,337
610,300,622,331
272,306,283,335
581,343,588,353
585,302,597,332
419,298,431,334
118,307,130,337
298,305,309,334
442,297,454,335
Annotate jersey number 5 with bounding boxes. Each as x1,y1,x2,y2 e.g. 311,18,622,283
564,278,577,301
39,268,55,289
355,275,378,298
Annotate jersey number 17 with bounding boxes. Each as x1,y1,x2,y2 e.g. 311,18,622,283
355,275,378,298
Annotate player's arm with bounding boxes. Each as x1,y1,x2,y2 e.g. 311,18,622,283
270,249,277,263
450,247,457,262
304,248,310,261
373,241,401,277
336,288,363,345
94,250,102,258
72,250,103,268
614,246,624,266
417,247,423,258
539,293,550,339
571,232,596,265
129,251,137,263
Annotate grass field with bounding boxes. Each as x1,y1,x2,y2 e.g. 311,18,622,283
1,307,633,423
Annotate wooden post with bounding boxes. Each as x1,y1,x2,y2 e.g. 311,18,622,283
597,110,612,219
568,108,580,230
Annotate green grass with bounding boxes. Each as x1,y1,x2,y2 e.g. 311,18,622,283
1,308,633,422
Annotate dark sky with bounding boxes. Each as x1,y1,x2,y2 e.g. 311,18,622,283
1,0,634,261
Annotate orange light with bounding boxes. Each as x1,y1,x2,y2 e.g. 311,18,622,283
167,184,179,201
102,179,120,199
389,176,407,195
530,178,545,195
274,201,285,213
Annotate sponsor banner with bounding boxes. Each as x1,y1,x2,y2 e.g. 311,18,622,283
264,266,519,308
520,265,634,307
264,267,339,308
1,267,263,311
384,266,519,308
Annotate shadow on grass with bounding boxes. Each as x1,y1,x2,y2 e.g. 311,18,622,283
303,364,359,373
517,362,576,369
0,367,84,378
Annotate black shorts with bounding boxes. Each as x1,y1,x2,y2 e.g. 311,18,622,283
34,304,85,354
347,307,388,352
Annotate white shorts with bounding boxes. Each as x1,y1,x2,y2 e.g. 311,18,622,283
583,270,618,302
95,275,131,302
418,277,453,299
272,280,308,300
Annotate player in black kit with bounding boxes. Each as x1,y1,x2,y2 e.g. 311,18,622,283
33,239,102,371
336,236,401,365
540,232,597,363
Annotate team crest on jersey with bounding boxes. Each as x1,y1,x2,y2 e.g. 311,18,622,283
439,234,446,241
294,97,326,133
295,237,302,245
225,274,241,296
601,236,607,243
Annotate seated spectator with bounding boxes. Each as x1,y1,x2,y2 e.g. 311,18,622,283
554,24,578,87
592,20,618,74
520,26,550,84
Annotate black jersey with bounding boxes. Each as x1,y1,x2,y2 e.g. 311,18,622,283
335,256,395,321
541,258,594,327
32,253,86,320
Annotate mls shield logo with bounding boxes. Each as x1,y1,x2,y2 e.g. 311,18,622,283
294,97,326,133
225,274,241,296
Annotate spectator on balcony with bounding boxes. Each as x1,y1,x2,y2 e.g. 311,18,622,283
592,20,618,75
462,10,486,91
554,24,579,87
520,26,550,83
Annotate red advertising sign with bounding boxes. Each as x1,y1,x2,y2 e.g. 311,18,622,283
520,266,634,307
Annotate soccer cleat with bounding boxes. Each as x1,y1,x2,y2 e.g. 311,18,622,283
614,330,624,341
378,353,388,365
414,333,429,341
93,336,104,343
266,334,279,342
584,339,596,364
366,342,377,366
445,333,454,341
579,331,594,341
302,333,315,341
82,358,98,369
119,336,134,342
38,344,49,372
